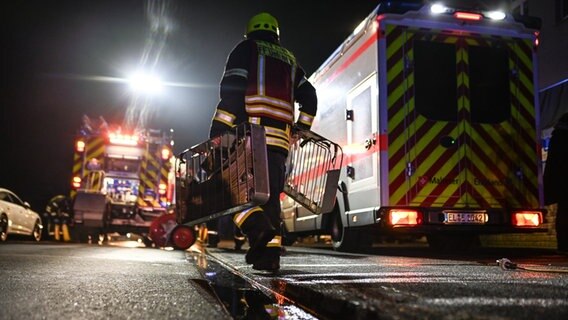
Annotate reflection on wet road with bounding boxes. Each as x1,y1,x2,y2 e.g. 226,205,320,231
191,246,318,319
189,241,568,319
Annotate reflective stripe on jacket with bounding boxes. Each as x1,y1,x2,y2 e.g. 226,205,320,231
210,36,317,155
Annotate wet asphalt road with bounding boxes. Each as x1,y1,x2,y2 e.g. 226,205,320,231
0,242,231,320
205,241,568,319
1,240,568,319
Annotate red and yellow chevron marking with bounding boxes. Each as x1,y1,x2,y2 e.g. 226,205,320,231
138,145,172,208
386,25,539,209
70,136,105,198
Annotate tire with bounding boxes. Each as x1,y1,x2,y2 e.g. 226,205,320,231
72,226,91,243
142,236,154,248
31,220,42,242
0,214,8,242
330,210,372,252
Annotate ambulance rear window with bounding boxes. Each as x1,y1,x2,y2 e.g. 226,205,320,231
414,40,458,122
469,45,511,124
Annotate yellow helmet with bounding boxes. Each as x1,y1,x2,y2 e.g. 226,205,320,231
246,12,279,37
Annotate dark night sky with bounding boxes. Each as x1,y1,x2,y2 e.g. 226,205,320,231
1,0,380,209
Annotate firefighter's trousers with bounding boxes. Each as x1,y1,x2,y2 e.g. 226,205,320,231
232,151,286,264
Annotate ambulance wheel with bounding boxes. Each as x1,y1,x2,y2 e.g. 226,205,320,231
171,225,195,250
330,210,371,252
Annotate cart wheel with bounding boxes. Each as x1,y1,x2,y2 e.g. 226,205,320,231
171,225,195,250
149,213,177,248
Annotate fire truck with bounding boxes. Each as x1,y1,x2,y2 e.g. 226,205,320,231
281,1,547,251
69,116,175,244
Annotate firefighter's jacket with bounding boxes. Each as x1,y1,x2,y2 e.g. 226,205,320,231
210,34,317,155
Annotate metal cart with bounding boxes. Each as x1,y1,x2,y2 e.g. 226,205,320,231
150,123,342,249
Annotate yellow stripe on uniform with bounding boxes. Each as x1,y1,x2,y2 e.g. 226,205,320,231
266,235,282,248
233,207,263,228
214,109,237,127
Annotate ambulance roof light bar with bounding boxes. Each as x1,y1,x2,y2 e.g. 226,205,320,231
454,11,482,21
429,2,506,21
430,3,448,14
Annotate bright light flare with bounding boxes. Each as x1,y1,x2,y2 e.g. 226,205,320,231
158,183,167,195
109,132,139,146
487,11,506,20
72,176,82,189
161,147,171,160
512,211,542,227
128,73,163,94
431,3,448,14
76,140,85,153
389,209,421,226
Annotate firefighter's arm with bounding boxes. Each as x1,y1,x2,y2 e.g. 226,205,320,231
293,67,317,130
209,41,251,138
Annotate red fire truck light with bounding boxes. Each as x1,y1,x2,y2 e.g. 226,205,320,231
512,211,542,227
389,209,421,226
76,140,85,153
454,12,482,21
158,183,167,195
72,176,82,189
161,148,171,160
109,133,139,146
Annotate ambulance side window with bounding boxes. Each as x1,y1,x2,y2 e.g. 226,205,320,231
413,40,458,122
469,45,511,124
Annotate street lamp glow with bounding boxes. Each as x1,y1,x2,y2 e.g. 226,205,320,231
128,73,163,94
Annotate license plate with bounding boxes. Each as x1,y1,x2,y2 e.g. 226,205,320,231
445,212,487,224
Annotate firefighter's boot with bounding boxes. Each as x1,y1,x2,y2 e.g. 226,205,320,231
245,229,277,265
197,224,208,244
234,236,246,251
54,224,61,241
234,208,276,265
62,223,71,242
234,226,246,251
252,244,281,272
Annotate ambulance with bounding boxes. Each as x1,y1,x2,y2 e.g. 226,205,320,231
282,1,546,251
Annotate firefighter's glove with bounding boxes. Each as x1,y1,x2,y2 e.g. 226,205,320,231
292,123,310,135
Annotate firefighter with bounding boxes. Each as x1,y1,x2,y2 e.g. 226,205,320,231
44,195,72,242
209,12,317,271
543,113,568,254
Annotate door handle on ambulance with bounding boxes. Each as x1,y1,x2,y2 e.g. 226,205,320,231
364,134,377,150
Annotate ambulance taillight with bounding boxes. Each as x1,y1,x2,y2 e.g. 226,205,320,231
389,209,422,226
512,211,542,227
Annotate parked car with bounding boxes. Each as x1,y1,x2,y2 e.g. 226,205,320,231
0,188,42,242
